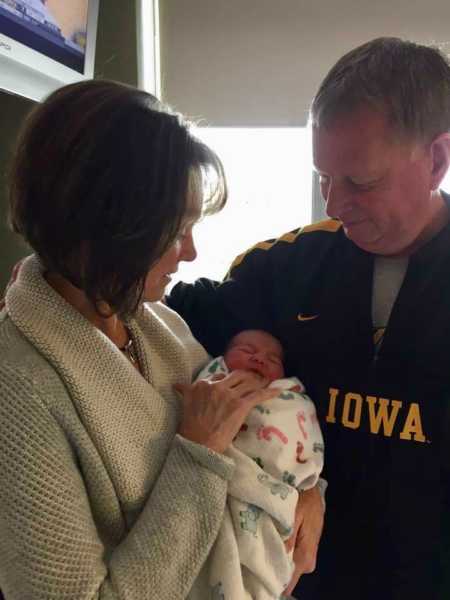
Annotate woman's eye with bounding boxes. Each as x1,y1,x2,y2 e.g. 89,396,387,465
177,222,196,241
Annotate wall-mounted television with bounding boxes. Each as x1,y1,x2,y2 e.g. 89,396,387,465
0,0,99,102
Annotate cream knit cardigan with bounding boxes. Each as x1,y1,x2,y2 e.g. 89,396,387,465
0,255,235,600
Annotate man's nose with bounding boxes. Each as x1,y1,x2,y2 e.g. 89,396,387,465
323,180,350,220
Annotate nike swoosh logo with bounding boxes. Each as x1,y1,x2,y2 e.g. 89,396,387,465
297,313,319,322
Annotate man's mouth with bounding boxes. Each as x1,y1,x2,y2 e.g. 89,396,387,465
343,218,366,227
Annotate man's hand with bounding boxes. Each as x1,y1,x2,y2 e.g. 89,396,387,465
283,484,324,596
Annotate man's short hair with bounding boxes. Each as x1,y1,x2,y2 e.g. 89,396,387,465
310,37,450,142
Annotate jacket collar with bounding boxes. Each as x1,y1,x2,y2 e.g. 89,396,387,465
5,254,192,511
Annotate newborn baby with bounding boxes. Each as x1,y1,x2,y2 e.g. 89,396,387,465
196,329,324,600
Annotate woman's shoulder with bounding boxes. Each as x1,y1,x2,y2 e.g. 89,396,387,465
0,311,46,370
145,300,198,335
141,301,210,374
0,312,67,408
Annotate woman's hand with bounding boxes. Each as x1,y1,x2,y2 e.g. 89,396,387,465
283,485,324,595
175,370,279,454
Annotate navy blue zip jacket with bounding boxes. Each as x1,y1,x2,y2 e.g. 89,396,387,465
167,217,450,600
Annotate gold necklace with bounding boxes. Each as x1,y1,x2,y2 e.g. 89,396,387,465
120,333,139,366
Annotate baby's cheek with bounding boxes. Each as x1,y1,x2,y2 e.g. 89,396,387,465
268,364,285,381
224,355,247,372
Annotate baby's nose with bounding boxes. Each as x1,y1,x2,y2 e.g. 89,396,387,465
251,353,265,364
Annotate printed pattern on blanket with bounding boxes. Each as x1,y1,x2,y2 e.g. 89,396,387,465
196,357,324,599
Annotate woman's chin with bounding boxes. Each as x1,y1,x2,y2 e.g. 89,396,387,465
143,285,167,303
143,274,174,303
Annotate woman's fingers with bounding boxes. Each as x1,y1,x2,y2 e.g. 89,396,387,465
245,385,281,407
173,382,188,395
210,373,227,382
174,373,281,454
229,379,267,398
222,369,267,390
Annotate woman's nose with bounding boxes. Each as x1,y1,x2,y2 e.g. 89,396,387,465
180,233,197,263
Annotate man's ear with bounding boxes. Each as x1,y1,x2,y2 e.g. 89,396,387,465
429,133,450,191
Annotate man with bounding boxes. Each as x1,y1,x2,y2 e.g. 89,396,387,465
168,38,450,599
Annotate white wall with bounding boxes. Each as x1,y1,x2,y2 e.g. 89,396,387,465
160,0,450,126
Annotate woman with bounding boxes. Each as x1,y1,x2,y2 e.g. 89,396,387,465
0,80,279,599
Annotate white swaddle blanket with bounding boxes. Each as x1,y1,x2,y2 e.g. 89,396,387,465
196,357,324,599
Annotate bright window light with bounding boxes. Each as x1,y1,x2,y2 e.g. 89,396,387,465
136,0,160,96
441,169,450,194
171,127,313,286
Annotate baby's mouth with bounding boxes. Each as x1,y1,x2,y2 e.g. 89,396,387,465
249,367,265,379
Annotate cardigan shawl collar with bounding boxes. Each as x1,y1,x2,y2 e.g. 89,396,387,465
5,254,203,516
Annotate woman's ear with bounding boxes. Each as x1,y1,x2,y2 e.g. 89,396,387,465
429,133,450,191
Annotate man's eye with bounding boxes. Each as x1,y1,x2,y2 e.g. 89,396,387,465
350,179,378,191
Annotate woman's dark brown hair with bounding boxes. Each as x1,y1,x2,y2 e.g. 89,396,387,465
8,79,226,316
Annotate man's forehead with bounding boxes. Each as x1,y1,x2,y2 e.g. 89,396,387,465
312,109,408,174
314,106,390,141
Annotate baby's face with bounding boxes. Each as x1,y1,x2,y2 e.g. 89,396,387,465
224,330,285,382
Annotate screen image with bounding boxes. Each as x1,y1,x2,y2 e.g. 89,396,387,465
0,0,89,74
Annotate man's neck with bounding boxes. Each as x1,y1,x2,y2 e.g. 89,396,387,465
44,271,128,348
